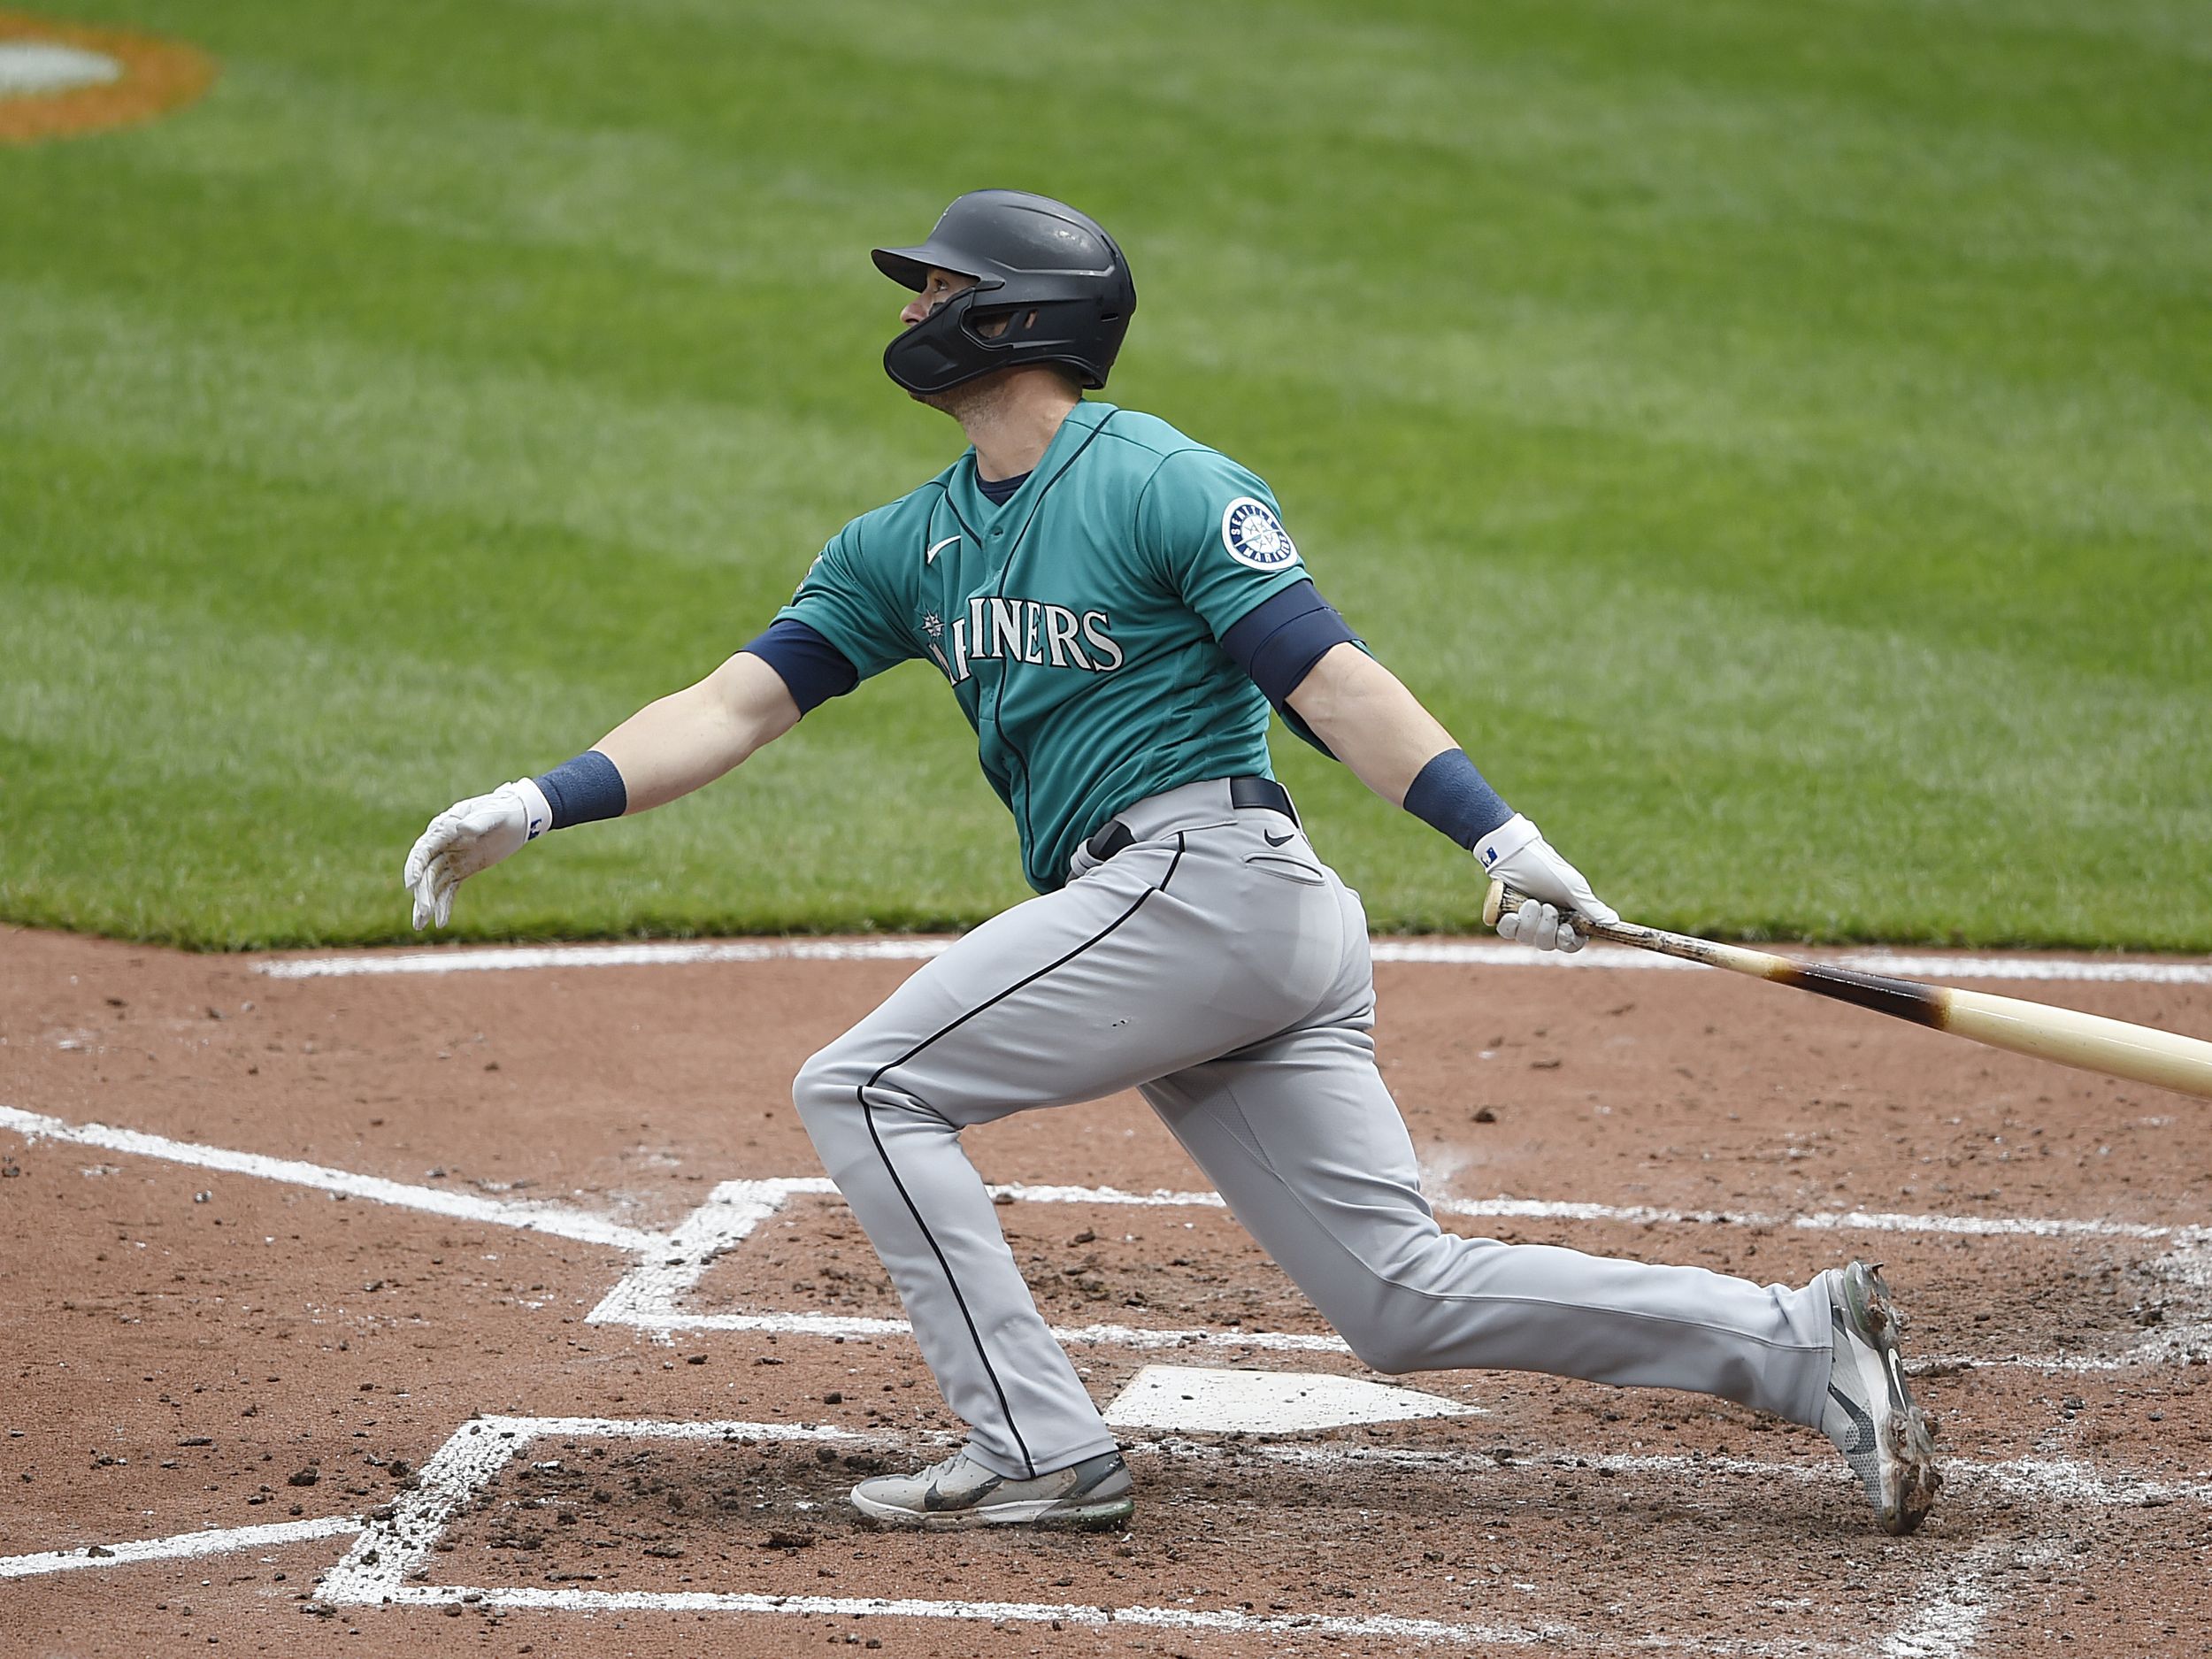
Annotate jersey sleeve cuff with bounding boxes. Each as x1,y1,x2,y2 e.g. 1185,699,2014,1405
742,618,863,713
1217,579,1363,705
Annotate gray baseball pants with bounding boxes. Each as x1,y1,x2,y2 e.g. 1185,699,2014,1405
793,779,1835,1480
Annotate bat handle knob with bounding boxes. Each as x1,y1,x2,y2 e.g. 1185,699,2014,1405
1484,879,1612,938
1481,878,1537,929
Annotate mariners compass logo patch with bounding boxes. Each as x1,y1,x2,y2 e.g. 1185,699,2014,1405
1220,496,1300,571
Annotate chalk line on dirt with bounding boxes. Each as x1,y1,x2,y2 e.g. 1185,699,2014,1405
363,1582,1557,1647
296,1412,2203,1649
627,1305,1363,1353
4,1109,2199,1374
318,1414,860,1604
254,938,2212,985
0,1515,361,1580
1131,1436,2212,1508
0,1104,657,1252
588,1177,2211,1373
1878,1538,2017,1659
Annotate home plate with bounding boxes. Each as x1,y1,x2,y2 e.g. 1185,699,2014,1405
1102,1365,1481,1433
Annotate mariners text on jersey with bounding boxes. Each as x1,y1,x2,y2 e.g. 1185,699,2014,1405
777,401,1310,893
929,597,1125,683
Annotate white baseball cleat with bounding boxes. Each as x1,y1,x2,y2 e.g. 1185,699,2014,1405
1819,1261,1940,1535
849,1448,1133,1531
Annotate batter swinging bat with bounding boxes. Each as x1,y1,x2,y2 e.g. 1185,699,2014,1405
1481,880,2212,1102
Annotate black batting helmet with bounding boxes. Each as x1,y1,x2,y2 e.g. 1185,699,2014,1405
874,189,1136,396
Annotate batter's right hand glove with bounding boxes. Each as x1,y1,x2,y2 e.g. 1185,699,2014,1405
1474,813,1617,954
402,780,552,929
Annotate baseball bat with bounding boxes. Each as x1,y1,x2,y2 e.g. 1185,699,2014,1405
1481,880,2212,1102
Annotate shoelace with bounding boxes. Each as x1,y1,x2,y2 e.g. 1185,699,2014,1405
918,1451,976,1486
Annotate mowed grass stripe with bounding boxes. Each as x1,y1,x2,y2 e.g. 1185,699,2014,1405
0,584,1029,946
1317,556,2210,946
111,57,938,291
0,280,898,581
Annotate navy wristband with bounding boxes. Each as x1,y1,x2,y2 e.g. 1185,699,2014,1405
534,749,628,830
1403,748,1512,849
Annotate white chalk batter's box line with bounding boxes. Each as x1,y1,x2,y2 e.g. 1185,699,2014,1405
3,1106,2205,1375
301,1413,2211,1652
311,1415,1551,1650
256,936,2212,985
590,1176,2212,1375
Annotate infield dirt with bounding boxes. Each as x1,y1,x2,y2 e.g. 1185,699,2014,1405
4,926,2208,1655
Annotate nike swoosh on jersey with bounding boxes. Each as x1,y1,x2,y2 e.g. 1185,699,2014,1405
1263,829,1296,847
926,534,960,565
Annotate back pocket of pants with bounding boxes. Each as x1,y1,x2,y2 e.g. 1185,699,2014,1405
1244,852,1326,887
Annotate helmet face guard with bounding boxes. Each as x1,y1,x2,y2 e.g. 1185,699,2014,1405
882,280,1008,397
875,190,1135,395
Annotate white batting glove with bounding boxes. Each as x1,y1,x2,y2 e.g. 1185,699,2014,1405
402,779,553,930
1474,813,1617,954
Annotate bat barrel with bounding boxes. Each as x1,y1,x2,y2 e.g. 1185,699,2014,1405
1479,878,2212,1102
1941,989,2212,1102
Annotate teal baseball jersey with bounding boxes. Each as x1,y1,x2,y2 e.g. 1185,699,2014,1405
778,402,1313,892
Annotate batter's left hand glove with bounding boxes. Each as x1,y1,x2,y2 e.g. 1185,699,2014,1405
1474,813,1617,954
402,780,552,929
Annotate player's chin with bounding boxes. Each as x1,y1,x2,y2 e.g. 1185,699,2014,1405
897,376,964,411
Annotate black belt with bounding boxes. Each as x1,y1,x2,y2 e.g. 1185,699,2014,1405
1083,777,1297,864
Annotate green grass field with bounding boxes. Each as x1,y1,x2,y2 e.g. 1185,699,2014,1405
4,0,2208,949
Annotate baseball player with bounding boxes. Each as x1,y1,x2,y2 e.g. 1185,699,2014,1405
403,190,1939,1537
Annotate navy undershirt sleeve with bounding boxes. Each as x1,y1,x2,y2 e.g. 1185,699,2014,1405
1217,579,1362,756
1402,748,1513,849
534,750,627,829
741,617,862,714
1218,579,1358,701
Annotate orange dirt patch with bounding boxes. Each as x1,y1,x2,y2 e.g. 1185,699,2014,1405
0,10,214,143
